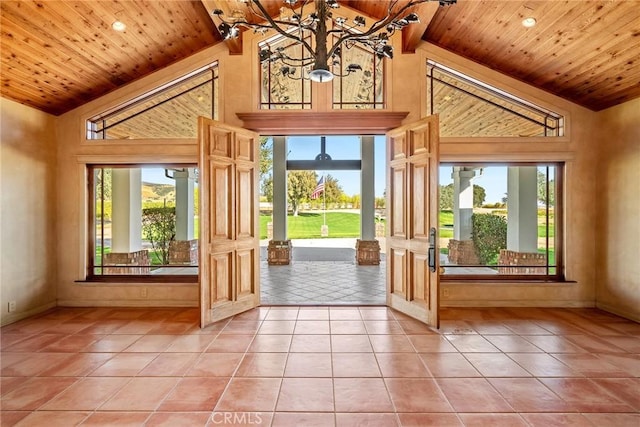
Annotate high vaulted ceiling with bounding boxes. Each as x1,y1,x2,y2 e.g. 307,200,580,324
1,0,639,116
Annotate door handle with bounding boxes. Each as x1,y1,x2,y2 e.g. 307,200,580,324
428,227,436,272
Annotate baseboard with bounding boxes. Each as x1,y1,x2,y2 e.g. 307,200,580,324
596,302,640,323
441,300,595,308
56,299,198,308
1,301,57,326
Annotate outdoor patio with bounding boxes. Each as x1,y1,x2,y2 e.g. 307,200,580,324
260,239,386,305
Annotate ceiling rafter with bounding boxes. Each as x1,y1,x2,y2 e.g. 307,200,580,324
402,2,439,53
201,0,243,55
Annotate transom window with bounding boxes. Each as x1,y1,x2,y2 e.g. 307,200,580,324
332,42,384,110
259,31,386,110
260,33,313,110
87,64,218,139
427,61,564,137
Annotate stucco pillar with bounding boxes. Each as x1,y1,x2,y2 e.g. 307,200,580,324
356,136,381,265
272,136,287,241
452,167,476,240
360,136,375,240
111,168,142,252
507,166,538,253
268,136,291,265
174,168,195,241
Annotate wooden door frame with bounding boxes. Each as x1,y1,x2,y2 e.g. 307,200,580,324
235,112,438,324
237,111,408,135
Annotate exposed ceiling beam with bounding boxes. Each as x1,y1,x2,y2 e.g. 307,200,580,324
201,0,244,55
402,2,439,53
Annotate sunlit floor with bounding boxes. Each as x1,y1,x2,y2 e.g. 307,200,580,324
1,306,638,426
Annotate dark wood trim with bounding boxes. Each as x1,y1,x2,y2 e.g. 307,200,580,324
287,160,361,171
236,111,410,135
80,275,198,283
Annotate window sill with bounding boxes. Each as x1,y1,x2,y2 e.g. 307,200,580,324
441,277,575,286
77,275,198,285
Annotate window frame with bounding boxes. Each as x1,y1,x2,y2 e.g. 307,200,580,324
86,164,199,283
439,161,564,283
86,63,219,140
427,60,565,138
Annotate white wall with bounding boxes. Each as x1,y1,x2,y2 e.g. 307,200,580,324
595,98,640,321
1,98,58,325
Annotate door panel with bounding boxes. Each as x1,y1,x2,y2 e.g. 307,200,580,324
237,249,256,297
210,253,232,304
236,166,255,238
211,164,233,240
391,167,406,237
199,118,260,327
390,248,407,298
386,116,439,328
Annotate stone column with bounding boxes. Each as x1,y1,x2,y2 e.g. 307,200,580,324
356,136,380,265
452,167,476,241
272,136,287,241
507,166,538,253
174,168,195,241
268,136,291,265
111,168,142,253
499,166,543,274
360,136,375,240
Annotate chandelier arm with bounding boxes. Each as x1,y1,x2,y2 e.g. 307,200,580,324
279,52,315,64
279,57,316,67
250,0,316,55
326,0,430,58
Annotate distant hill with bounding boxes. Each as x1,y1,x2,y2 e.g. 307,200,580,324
142,182,176,203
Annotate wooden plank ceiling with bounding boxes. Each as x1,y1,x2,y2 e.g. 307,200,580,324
1,0,639,116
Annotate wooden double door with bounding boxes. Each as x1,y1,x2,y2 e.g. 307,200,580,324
198,116,440,328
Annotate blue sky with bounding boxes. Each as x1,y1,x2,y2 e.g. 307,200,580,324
286,135,387,197
140,140,519,204
439,166,508,204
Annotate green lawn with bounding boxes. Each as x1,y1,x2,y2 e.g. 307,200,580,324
439,210,455,239
537,224,555,238
260,212,366,239
259,209,549,240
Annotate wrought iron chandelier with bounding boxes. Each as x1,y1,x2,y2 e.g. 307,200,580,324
212,0,456,82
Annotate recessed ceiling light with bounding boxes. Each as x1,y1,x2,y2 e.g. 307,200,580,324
112,20,126,32
522,17,537,28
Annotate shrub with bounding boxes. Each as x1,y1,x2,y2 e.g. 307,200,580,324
472,213,507,265
142,206,176,265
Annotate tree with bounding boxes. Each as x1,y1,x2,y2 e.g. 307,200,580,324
323,174,343,205
350,194,361,209
537,170,555,206
439,183,454,210
287,170,317,216
261,175,273,203
260,137,273,201
95,168,113,220
95,168,112,199
473,185,486,207
142,206,176,265
439,183,486,209
259,137,273,177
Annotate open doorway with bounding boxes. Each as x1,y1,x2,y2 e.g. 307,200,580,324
259,135,387,305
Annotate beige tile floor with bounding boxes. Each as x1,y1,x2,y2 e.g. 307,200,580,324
1,306,638,426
